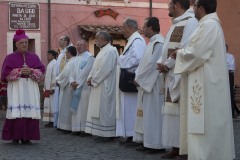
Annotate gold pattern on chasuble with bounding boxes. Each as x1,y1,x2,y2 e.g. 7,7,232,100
170,26,184,43
167,26,184,58
190,79,202,114
137,109,143,117
168,48,178,58
60,55,66,73
166,88,178,103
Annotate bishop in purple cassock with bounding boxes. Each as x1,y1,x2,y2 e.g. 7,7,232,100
1,29,45,144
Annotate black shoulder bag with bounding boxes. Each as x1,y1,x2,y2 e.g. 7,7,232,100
119,38,140,92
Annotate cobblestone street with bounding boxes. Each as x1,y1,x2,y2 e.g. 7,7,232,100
0,111,239,160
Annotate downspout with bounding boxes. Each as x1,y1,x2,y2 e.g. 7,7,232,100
150,0,152,17
48,0,51,50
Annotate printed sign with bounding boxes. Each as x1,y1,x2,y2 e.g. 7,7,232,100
9,2,40,30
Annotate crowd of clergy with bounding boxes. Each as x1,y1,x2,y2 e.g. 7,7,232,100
1,0,235,159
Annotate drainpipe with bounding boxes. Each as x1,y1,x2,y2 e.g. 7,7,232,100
150,0,152,17
48,0,51,50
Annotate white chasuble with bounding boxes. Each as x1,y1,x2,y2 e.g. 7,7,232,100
85,44,118,137
157,9,198,153
133,34,165,148
175,13,235,160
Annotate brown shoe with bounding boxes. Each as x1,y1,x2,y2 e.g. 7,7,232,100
176,155,188,160
161,147,179,159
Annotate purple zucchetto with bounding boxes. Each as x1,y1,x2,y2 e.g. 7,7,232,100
13,29,29,42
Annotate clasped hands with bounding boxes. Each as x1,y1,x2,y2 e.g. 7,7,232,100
157,63,170,73
87,78,93,86
71,82,78,90
21,66,32,76
157,49,178,73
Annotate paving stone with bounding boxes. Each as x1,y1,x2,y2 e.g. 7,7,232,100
0,111,239,160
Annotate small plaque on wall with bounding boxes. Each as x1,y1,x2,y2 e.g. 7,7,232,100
9,2,40,30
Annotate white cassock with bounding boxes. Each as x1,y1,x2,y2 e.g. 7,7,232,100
157,9,198,149
116,31,146,137
43,59,57,122
134,34,165,149
174,13,235,160
56,57,76,131
69,51,94,132
85,44,118,137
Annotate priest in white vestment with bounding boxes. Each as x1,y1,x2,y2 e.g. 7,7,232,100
56,46,77,132
85,31,118,141
134,17,165,152
43,50,57,127
53,35,71,127
157,0,198,158
69,40,94,133
116,18,146,145
172,0,235,159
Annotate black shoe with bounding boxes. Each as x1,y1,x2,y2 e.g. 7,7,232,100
146,148,166,154
94,137,102,142
44,122,53,128
79,132,92,137
125,141,141,148
119,137,133,145
95,137,114,142
21,140,32,145
101,137,114,142
71,131,81,135
12,140,19,145
61,130,72,134
136,145,149,152
56,128,62,131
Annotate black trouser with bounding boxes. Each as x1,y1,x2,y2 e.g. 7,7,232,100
229,71,239,117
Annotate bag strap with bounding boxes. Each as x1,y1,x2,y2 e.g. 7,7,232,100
123,38,141,55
